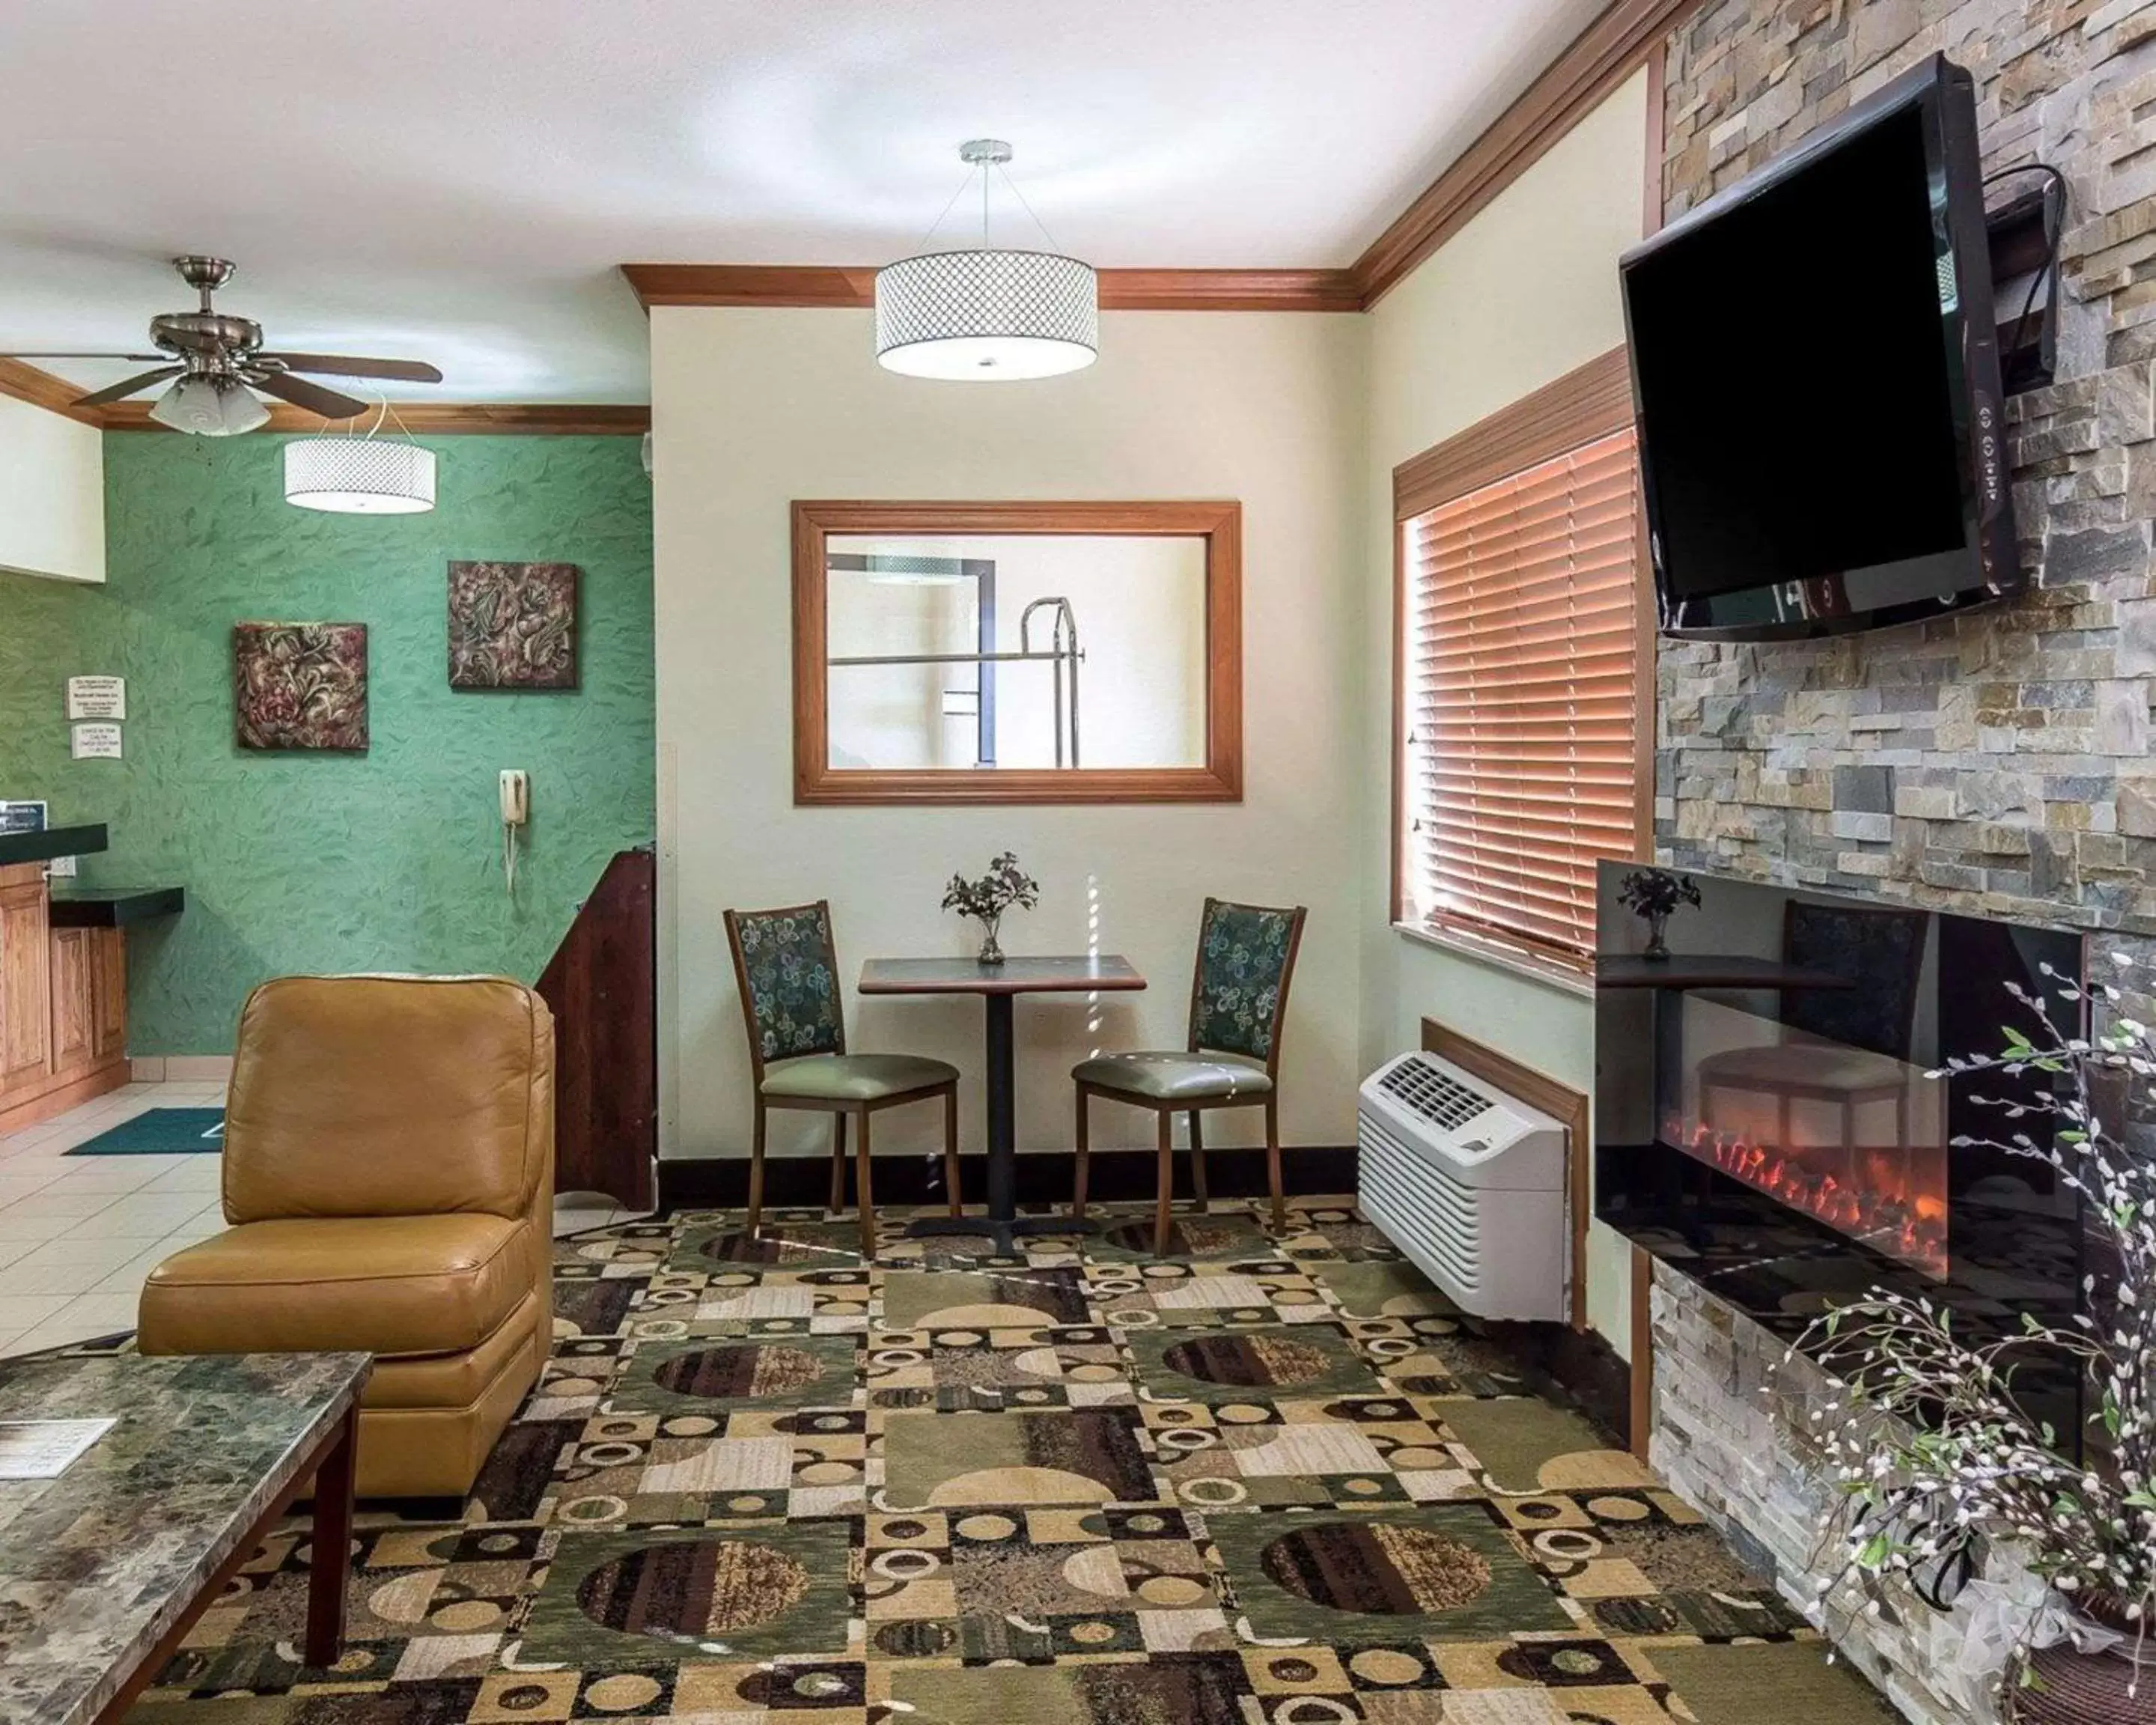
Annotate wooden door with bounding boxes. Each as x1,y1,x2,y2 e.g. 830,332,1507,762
91,930,127,1065
48,927,95,1079
0,876,52,1093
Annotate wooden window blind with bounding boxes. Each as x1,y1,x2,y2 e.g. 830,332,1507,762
1399,422,1645,967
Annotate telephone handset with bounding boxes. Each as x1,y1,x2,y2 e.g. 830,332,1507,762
499,770,529,895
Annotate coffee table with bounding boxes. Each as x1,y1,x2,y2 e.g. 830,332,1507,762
0,1351,370,1725
859,954,1147,1254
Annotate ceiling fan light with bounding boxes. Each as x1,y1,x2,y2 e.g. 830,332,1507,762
148,374,270,436
283,439,436,514
875,249,1098,381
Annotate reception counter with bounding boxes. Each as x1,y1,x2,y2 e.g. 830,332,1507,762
0,826,182,1132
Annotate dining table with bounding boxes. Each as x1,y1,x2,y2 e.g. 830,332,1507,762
857,953,1147,1255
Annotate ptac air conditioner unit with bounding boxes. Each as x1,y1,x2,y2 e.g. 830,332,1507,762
1356,1050,1568,1322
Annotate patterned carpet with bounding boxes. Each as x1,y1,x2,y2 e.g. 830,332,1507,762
126,1200,1895,1724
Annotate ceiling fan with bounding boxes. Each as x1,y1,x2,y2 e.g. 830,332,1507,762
0,255,443,433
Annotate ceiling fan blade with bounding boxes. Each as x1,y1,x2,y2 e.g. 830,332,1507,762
72,366,183,407
1,352,165,362
248,369,368,420
258,351,442,383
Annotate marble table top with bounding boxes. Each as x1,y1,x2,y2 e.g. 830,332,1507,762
0,1351,369,1725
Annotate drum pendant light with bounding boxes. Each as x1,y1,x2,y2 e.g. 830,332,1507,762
875,140,1098,381
284,401,436,514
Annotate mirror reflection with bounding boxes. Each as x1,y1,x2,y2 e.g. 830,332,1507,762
825,533,1207,772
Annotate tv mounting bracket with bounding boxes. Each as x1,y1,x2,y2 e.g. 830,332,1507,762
1986,179,2062,396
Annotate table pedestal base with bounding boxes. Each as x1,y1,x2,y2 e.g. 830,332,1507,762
859,958,1149,1258
900,992,1079,1255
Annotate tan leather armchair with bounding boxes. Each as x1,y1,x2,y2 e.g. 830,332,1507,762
138,975,555,1500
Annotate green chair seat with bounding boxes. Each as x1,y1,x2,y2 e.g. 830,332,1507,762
1072,1050,1273,1102
762,1052,957,1103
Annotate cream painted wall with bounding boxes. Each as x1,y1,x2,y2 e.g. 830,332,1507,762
0,395,104,583
1361,71,1648,1351
649,76,1652,1348
654,308,1368,1164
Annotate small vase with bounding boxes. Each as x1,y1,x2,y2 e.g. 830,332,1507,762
1642,910,1671,960
976,917,1005,966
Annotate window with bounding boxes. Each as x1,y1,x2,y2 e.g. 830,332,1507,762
1392,349,1650,971
793,501,1242,805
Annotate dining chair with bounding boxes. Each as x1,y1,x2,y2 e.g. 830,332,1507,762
724,900,962,1256
1070,897,1308,1255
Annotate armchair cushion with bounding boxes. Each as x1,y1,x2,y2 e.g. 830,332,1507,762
222,974,551,1223
762,1052,957,1103
138,1213,532,1359
1072,1050,1273,1103
138,972,555,1500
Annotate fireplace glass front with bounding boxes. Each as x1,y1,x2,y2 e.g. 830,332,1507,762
1595,863,2085,1337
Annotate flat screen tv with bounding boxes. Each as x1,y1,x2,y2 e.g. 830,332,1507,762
1621,55,2018,641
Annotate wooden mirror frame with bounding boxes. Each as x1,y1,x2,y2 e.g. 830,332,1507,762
792,499,1243,806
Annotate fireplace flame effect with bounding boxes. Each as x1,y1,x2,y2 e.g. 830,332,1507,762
1665,1113,1949,1279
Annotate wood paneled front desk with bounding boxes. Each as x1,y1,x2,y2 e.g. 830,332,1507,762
0,825,183,1134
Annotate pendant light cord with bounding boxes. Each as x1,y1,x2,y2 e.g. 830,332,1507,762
305,390,420,452
993,162,1062,251
910,149,1062,253
913,167,979,251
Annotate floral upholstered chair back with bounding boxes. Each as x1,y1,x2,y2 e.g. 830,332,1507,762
726,901,846,1070
1188,898,1307,1070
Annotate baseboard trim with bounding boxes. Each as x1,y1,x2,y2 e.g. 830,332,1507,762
133,1055,234,1084
0,1061,130,1135
657,1145,1356,1212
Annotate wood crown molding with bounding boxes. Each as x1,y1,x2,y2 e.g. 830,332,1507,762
624,0,1694,318
1392,346,1632,521
0,358,103,426
1,357,647,435
1350,0,1704,304
4,0,1686,425
621,264,1360,313
103,399,648,435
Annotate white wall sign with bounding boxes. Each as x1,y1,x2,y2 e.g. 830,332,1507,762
70,722,122,761
65,675,125,720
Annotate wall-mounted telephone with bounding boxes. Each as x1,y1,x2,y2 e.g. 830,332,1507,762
499,770,529,896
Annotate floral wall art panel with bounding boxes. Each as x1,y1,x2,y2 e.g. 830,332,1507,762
234,622,369,752
447,560,579,690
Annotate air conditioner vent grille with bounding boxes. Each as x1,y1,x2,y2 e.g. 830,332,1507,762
1377,1054,1496,1133
1355,1048,1568,1324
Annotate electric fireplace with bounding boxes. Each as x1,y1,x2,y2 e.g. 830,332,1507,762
1595,864,2086,1344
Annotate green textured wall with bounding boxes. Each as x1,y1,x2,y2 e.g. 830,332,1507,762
0,433,654,1053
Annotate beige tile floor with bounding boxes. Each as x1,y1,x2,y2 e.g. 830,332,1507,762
0,1080,644,1360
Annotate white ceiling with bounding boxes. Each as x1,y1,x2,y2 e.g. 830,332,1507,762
0,0,1603,403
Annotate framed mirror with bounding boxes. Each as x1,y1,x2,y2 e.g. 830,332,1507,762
791,500,1243,804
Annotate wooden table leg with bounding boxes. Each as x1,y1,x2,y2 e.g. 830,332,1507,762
304,1403,359,1668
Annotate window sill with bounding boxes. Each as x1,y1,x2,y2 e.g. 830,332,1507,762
1392,920,1595,1001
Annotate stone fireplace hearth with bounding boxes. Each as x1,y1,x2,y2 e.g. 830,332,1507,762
1649,1263,1969,1725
